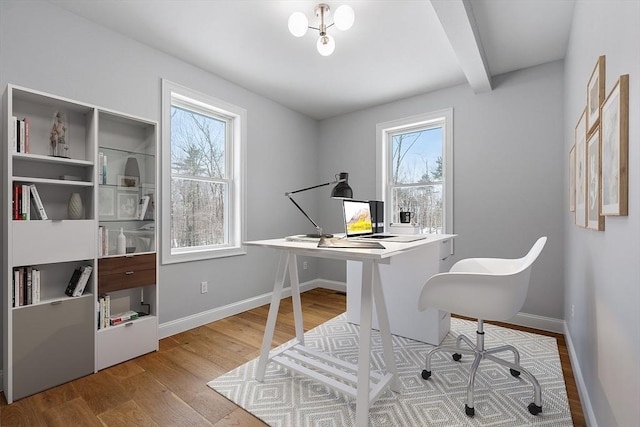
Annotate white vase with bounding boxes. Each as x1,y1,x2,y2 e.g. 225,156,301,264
117,228,127,255
68,193,83,219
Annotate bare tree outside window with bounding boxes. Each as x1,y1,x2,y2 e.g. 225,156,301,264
170,106,228,249
391,127,443,233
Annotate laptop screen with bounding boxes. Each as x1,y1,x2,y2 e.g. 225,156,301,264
343,200,374,237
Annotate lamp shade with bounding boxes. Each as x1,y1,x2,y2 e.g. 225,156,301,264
334,5,355,31
288,12,309,37
317,34,335,56
330,172,353,199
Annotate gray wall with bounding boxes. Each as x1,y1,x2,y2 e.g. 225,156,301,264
0,0,320,358
564,1,640,425
316,61,566,320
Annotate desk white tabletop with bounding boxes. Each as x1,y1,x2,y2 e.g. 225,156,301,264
244,234,456,262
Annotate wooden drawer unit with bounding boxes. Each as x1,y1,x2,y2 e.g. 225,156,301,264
98,253,156,294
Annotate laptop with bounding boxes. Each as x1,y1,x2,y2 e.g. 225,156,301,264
342,199,427,243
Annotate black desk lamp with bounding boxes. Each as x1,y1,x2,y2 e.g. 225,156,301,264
285,172,353,238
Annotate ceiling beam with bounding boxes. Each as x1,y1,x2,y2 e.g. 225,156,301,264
430,0,492,93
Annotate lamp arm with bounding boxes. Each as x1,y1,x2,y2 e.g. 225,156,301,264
285,178,344,196
286,194,322,235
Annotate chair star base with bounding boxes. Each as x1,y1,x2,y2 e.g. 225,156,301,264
421,319,543,418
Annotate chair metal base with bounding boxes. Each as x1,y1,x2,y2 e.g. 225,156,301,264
421,319,542,417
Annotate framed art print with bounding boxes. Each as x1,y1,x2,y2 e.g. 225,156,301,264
600,74,629,216
569,144,576,212
586,55,605,135
575,108,587,227
586,127,604,231
98,186,115,219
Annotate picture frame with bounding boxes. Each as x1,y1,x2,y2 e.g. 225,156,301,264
574,108,587,228
586,126,604,231
117,174,139,189
98,186,115,219
117,192,139,220
600,74,629,216
569,144,576,212
586,55,605,135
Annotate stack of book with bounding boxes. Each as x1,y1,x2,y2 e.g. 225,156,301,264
109,310,139,326
10,116,30,153
64,265,93,297
12,266,41,307
97,294,111,330
12,183,47,220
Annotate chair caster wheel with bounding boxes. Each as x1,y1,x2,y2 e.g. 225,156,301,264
510,368,521,377
452,353,462,361
528,402,542,415
421,370,431,380
465,404,475,417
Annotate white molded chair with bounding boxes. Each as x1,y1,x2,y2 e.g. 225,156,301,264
418,237,547,417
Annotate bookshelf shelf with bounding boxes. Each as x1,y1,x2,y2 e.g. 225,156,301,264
13,176,93,187
12,152,94,166
3,84,158,403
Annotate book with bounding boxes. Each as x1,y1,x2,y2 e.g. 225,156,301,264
98,152,104,184
102,155,107,184
137,195,150,220
32,269,41,304
23,117,30,153
110,310,139,326
72,265,93,297
22,184,30,220
19,119,25,153
26,266,33,305
13,269,19,307
29,184,48,220
98,295,111,329
18,267,25,306
13,184,20,220
11,116,17,152
65,268,83,297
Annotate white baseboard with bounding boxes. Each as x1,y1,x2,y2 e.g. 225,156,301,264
564,323,597,427
159,279,328,339
509,311,565,334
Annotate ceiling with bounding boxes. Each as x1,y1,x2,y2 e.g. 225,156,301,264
49,0,575,120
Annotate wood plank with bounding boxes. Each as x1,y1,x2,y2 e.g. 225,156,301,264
0,288,584,427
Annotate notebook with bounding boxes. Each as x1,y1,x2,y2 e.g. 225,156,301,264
342,199,427,243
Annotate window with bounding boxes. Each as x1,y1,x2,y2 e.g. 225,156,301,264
376,109,453,234
161,80,246,263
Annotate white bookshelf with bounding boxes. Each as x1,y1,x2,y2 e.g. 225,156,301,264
2,84,158,403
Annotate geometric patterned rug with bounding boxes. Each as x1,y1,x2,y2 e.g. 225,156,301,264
208,314,572,426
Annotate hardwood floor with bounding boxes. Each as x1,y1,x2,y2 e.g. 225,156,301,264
1,288,585,426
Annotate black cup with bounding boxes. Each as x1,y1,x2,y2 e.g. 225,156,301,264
400,211,412,223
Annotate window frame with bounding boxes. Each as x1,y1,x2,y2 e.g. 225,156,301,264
161,79,246,264
376,108,453,234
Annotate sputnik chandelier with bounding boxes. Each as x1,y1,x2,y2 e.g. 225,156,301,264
288,3,355,56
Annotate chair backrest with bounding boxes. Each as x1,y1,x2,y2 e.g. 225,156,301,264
418,237,547,321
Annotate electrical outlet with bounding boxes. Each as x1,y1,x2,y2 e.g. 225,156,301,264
571,304,575,319
201,281,208,294
303,261,308,270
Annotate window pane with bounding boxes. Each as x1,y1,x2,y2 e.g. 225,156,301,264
170,177,227,249
391,185,443,233
171,105,226,179
391,127,442,184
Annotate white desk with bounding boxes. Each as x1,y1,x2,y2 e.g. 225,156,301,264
246,236,452,426
347,234,455,345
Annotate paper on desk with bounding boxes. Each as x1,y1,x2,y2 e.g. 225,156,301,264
317,236,384,249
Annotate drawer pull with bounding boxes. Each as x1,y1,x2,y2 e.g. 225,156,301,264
125,322,134,327
51,300,63,305
124,271,135,275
